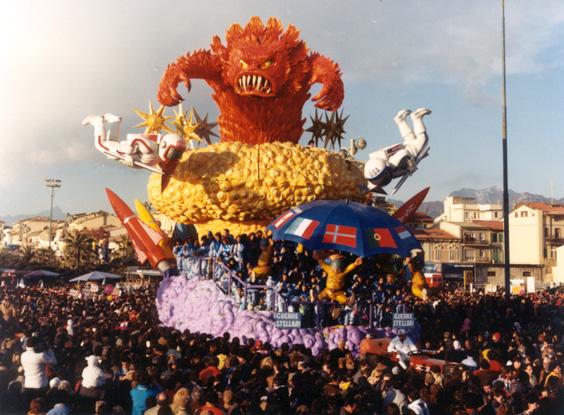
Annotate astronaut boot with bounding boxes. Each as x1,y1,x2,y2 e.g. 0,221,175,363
394,109,411,124
411,108,432,135
411,108,431,119
394,109,414,140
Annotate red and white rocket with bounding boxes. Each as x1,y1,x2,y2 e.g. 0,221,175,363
105,188,177,274
392,187,430,223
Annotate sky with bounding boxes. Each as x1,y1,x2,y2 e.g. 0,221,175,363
1,0,563,216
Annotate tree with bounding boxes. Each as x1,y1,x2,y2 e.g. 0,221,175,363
110,235,135,266
18,245,35,265
0,248,22,268
62,229,96,271
30,248,59,268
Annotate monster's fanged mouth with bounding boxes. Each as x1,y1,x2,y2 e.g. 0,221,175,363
237,74,273,96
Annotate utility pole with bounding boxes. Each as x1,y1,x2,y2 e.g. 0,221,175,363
501,0,511,297
45,179,62,249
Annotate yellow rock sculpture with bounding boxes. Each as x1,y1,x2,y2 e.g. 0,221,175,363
147,141,365,235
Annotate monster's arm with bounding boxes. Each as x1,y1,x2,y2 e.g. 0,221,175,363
308,53,344,112
158,50,222,106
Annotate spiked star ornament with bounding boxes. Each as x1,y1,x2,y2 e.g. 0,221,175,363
172,103,188,133
332,109,349,149
192,108,218,145
134,101,174,134
173,103,201,142
305,109,326,147
323,110,349,149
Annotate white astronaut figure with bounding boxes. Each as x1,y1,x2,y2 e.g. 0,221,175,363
82,114,186,174
364,108,431,194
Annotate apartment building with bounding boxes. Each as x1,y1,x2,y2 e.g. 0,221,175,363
412,227,461,264
509,202,564,281
438,196,503,223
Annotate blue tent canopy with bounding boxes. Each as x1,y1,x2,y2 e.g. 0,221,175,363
23,270,60,278
69,271,122,282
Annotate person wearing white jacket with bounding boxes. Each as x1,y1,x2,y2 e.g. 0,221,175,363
387,329,417,369
21,337,57,391
79,355,105,400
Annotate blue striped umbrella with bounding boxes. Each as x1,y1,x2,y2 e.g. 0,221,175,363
267,200,420,257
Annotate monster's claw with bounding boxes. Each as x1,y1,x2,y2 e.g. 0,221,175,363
312,87,327,102
180,77,192,93
171,88,184,103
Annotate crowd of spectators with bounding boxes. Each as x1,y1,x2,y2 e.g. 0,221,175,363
0,267,562,414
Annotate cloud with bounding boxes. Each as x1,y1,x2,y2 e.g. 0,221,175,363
0,0,562,210
317,1,564,90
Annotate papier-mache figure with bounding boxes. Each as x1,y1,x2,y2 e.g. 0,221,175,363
82,113,186,174
364,108,431,194
314,251,362,304
407,248,428,300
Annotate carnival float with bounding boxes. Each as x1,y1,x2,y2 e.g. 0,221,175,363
84,16,432,353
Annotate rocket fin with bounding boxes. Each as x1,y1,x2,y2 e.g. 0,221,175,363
134,200,156,228
139,221,163,245
132,239,148,264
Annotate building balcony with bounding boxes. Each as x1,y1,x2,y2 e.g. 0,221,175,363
463,257,492,264
545,258,556,268
462,237,490,246
546,237,564,245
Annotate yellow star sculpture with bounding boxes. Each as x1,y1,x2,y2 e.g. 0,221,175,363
173,103,202,142
173,103,186,132
134,101,174,134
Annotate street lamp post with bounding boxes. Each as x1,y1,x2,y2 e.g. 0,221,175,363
501,0,511,297
45,179,62,249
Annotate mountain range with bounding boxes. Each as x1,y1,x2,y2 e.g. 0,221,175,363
1,187,562,225
0,207,67,226
420,186,564,219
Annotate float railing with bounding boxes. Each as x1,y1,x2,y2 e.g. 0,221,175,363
177,255,377,328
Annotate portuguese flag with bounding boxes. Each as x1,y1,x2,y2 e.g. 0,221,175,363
364,228,397,249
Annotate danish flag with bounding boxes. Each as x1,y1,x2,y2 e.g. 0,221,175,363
322,224,357,248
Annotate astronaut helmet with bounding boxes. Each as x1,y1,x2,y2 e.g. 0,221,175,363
364,157,392,186
158,134,186,161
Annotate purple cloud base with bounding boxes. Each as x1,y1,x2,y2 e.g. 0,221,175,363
156,276,387,355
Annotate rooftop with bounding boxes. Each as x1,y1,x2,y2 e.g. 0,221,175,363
442,221,489,229
411,211,433,221
12,216,50,225
473,220,504,231
413,228,459,241
518,202,564,215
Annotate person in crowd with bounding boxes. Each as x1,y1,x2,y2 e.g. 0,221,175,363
21,337,58,401
80,354,105,401
145,391,170,415
208,233,224,260
130,371,158,415
387,329,417,369
170,387,190,415
172,242,183,272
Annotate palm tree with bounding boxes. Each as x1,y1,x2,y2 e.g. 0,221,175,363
110,235,135,263
18,245,35,265
62,229,96,270
0,248,21,268
32,248,60,268
105,235,136,273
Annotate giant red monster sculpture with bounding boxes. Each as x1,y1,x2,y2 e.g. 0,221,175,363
157,16,344,144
